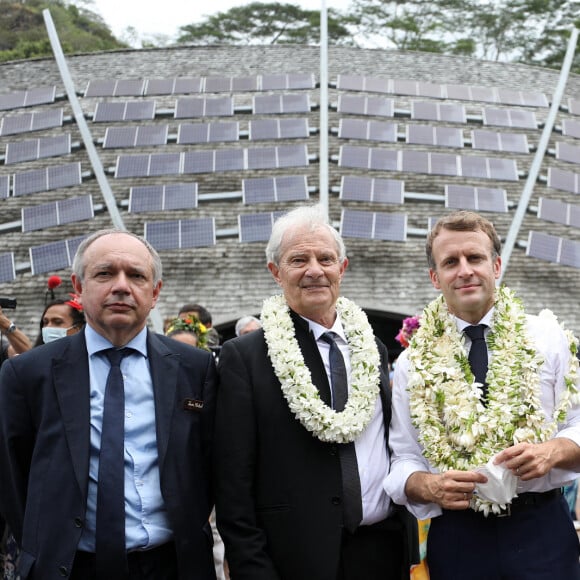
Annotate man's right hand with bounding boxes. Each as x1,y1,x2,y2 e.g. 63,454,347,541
405,469,488,510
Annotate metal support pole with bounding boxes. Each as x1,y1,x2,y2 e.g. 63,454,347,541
319,0,329,217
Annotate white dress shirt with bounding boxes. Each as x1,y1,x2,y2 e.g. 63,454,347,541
307,315,391,525
383,308,580,521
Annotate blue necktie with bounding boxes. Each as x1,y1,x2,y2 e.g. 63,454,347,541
320,332,363,533
464,325,488,398
96,347,132,579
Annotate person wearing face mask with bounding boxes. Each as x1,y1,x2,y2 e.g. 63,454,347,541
34,298,85,346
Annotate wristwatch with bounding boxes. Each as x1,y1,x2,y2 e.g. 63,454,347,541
6,322,16,334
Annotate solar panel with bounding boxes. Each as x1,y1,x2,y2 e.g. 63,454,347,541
164,183,198,210
253,94,310,114
103,127,138,148
538,198,568,225
175,97,233,118
174,78,203,94
29,236,86,276
178,121,239,144
144,78,175,96
430,153,460,176
339,145,370,169
339,119,397,142
471,130,529,153
277,144,309,168
460,156,488,179
363,76,389,93
144,220,179,250
393,79,419,96
247,147,277,170
232,76,259,92
124,101,155,121
570,204,580,228
4,140,37,164
341,176,404,204
149,152,181,176
136,125,168,147
0,109,63,136
39,134,71,159
129,185,163,212
487,157,519,181
25,86,57,107
264,118,308,140
13,167,46,196
560,238,580,268
180,218,216,248
336,74,364,91
547,167,579,194
562,119,580,139
114,79,146,97
59,195,93,225
556,142,580,165
239,213,275,243
338,95,393,117
374,212,407,241
145,218,215,249
242,175,308,203
0,253,15,283
204,77,232,93
0,175,9,199
215,149,244,172
287,73,315,89
183,150,214,174
406,125,463,148
369,148,398,171
115,154,150,178
417,82,445,99
30,240,67,274
483,108,537,129
260,74,289,91
445,84,472,102
340,209,406,241
401,150,429,173
84,79,117,97
445,185,507,212
22,195,93,232
568,99,580,116
412,102,466,123
0,91,26,111
50,162,82,191
93,102,125,122
526,231,560,263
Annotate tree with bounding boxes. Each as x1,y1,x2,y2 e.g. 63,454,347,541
0,0,125,62
177,2,356,46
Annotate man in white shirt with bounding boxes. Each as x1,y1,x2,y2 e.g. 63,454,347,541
384,210,580,579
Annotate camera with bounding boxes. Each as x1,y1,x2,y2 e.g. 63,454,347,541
0,297,17,309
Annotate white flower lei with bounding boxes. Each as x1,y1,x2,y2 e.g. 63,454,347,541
408,286,580,515
261,295,381,443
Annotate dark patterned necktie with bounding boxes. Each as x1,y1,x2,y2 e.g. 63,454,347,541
96,347,132,579
320,332,363,533
464,325,488,398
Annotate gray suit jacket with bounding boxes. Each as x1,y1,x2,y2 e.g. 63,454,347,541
0,329,217,580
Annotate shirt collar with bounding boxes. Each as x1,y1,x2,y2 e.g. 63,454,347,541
84,324,148,357
304,314,347,343
455,307,494,333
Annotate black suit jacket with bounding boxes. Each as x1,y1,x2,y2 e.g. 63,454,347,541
214,312,416,580
0,330,217,580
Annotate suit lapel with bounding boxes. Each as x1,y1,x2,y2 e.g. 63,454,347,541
291,310,332,406
53,332,91,498
147,331,179,473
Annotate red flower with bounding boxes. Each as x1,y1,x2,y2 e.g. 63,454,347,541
47,275,62,290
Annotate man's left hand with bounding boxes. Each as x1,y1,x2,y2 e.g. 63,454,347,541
494,439,580,480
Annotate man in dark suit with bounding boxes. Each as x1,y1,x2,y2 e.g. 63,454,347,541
214,205,415,580
0,230,217,580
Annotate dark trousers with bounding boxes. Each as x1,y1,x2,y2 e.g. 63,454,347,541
427,493,580,580
70,542,178,580
338,518,405,580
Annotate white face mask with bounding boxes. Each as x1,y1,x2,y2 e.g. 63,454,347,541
42,326,70,344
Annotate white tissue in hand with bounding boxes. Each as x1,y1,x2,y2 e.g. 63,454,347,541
475,456,518,504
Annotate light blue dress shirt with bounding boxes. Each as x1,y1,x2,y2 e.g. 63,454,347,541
78,325,172,552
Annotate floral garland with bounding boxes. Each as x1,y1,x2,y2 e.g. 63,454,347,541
407,285,580,515
165,315,209,350
261,295,380,443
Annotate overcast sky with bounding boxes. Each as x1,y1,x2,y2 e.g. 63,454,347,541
91,0,352,44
